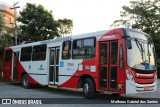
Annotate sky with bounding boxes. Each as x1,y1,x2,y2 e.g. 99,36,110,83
0,0,131,35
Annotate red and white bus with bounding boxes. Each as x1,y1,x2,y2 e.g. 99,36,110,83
2,28,157,98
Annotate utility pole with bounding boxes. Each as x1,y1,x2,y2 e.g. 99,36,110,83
10,2,20,46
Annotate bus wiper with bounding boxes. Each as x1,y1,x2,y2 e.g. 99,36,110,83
135,38,144,61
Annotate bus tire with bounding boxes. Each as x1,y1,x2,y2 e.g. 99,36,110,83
83,78,95,99
22,74,30,89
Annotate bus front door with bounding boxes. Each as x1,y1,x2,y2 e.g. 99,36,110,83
99,41,118,91
49,47,60,85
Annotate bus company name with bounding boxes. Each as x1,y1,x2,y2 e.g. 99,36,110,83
40,36,72,44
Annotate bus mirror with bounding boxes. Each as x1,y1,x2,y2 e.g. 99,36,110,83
127,39,132,49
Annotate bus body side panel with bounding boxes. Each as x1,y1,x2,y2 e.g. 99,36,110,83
117,38,126,94
18,61,48,85
59,58,98,89
16,61,40,85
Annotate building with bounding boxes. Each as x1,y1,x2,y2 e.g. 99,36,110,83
0,1,16,28
0,1,22,45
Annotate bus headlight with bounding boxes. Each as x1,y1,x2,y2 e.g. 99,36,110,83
126,70,134,82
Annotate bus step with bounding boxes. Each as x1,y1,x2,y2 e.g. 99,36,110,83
48,85,58,88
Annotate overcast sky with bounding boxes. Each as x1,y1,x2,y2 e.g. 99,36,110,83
0,0,131,35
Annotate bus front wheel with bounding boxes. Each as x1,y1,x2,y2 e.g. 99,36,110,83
83,78,95,99
22,74,30,89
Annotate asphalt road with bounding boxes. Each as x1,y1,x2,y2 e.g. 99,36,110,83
0,80,160,107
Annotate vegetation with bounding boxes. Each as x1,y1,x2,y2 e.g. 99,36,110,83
111,0,160,78
58,18,73,37
17,3,73,41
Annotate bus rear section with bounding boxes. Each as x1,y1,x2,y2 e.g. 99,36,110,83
2,49,13,81
2,48,21,82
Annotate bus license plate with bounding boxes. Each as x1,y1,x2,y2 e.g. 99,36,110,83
144,86,150,90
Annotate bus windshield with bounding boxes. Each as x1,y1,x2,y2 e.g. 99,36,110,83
127,39,156,70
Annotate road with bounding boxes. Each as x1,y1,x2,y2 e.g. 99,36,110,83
0,80,160,107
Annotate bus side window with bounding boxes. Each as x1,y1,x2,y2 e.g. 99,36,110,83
120,44,124,69
5,50,12,62
20,47,32,61
62,41,71,59
32,44,47,61
72,37,96,59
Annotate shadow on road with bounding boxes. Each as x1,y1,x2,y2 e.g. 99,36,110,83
2,82,138,99
1,82,160,104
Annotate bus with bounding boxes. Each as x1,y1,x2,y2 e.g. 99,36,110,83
2,28,157,98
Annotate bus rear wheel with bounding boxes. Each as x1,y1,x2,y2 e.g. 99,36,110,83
83,78,95,99
22,74,30,89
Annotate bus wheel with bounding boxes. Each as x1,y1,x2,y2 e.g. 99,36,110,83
83,78,95,99
22,74,30,89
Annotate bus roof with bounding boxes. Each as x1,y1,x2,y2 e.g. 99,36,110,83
10,30,109,49
9,27,151,49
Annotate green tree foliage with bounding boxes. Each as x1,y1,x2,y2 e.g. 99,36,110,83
111,0,160,36
58,18,73,37
111,0,160,78
0,16,14,48
17,3,60,41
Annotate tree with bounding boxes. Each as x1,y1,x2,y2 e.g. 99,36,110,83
111,0,160,78
58,18,73,37
0,15,4,31
111,0,160,36
17,3,59,41
0,16,14,47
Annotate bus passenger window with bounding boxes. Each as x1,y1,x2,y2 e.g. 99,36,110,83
111,42,118,64
5,50,12,62
20,47,32,61
62,41,71,59
72,38,96,59
32,44,47,61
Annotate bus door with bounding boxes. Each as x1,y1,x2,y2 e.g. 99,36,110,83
13,52,19,80
99,41,118,91
49,47,60,85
